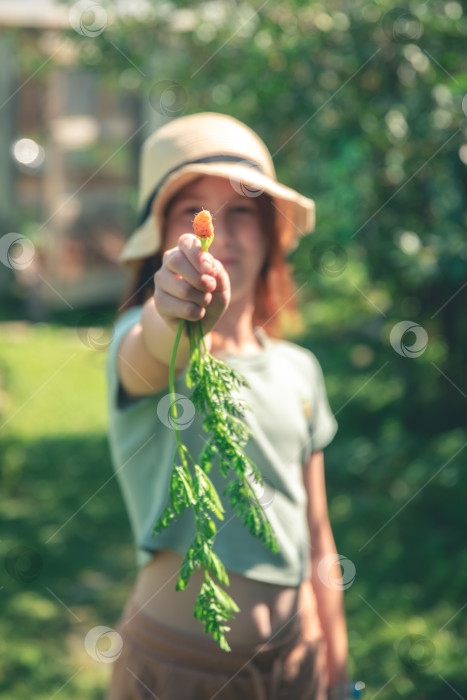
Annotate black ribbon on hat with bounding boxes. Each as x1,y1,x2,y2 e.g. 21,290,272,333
138,154,265,226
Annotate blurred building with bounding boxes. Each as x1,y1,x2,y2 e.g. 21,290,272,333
0,0,159,318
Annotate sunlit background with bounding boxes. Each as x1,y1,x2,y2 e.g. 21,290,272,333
0,1,466,699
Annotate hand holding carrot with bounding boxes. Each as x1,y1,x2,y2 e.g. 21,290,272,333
154,210,230,335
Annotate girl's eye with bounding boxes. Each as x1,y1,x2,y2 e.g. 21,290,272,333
230,205,256,215
176,206,200,218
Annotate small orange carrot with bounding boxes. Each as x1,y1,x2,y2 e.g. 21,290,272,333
193,209,214,239
193,209,214,252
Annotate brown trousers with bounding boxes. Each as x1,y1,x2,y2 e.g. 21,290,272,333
105,594,328,700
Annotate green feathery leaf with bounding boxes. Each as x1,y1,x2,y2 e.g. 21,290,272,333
151,224,279,650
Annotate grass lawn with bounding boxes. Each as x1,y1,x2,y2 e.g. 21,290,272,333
0,321,136,700
0,321,465,699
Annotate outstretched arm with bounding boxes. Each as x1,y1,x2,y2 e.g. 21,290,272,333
303,449,349,688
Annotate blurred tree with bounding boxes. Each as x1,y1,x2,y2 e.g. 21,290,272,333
48,0,467,436
3,1,466,696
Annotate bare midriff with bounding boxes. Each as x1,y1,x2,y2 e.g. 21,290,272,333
130,549,323,647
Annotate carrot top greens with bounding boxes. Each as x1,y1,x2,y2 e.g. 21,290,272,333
152,209,278,652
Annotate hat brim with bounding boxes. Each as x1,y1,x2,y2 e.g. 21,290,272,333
119,162,315,265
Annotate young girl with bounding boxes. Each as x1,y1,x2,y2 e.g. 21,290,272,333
105,113,359,700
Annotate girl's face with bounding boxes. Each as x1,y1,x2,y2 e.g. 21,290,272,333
162,175,267,305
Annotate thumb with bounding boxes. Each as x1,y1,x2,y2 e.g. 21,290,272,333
212,258,230,288
211,259,231,306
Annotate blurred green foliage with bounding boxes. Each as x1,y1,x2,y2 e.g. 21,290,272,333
57,0,467,434
1,1,467,698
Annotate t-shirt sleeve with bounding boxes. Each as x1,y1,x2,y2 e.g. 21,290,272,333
308,352,338,452
106,306,146,412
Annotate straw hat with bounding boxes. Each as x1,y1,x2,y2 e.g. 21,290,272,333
119,112,316,266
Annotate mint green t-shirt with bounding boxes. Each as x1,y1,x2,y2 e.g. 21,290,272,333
105,306,337,586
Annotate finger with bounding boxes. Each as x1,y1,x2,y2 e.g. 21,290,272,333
155,268,213,308
163,247,216,294
210,259,230,300
156,288,208,323
177,233,214,275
